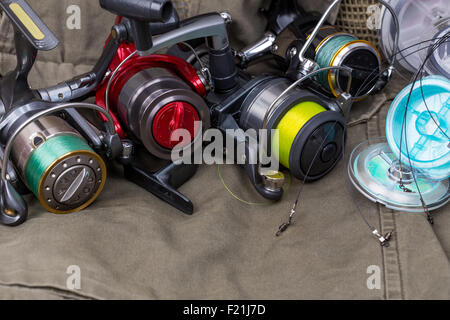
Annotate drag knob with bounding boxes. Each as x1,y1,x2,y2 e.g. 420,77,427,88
152,101,200,149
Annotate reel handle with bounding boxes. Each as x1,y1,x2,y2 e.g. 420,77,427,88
0,0,58,51
147,12,237,92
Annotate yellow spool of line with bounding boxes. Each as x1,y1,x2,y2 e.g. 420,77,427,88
272,101,326,169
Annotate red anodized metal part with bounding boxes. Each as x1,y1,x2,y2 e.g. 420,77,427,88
152,101,200,149
96,32,207,141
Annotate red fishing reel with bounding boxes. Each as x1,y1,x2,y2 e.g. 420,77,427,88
96,42,210,160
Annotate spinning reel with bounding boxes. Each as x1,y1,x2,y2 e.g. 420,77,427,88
238,0,393,100
209,73,348,201
90,0,237,214
0,0,121,226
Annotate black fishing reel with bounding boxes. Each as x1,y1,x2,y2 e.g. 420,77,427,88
238,0,390,100
0,0,122,226
213,71,349,200
168,38,350,201
92,2,238,214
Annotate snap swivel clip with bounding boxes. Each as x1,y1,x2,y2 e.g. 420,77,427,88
372,229,393,247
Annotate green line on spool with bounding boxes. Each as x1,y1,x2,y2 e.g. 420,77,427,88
272,101,326,169
316,35,356,91
25,135,93,197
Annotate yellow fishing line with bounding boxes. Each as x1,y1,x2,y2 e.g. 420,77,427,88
217,164,291,206
273,101,326,168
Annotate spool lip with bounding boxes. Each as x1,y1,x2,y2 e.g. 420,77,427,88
37,150,107,214
348,138,450,212
288,110,346,180
385,75,450,180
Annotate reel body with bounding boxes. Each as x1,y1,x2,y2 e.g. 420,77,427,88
238,0,383,100
95,42,211,214
0,0,121,225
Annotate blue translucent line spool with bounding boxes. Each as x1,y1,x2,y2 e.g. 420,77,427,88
386,75,450,180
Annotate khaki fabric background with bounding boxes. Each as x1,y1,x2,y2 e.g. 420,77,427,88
0,0,448,299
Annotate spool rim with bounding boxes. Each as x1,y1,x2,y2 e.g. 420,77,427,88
37,150,107,214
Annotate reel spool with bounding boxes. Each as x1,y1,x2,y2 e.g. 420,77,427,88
239,77,346,181
281,24,381,99
306,26,382,99
379,0,450,76
349,76,450,212
96,43,210,160
10,116,106,214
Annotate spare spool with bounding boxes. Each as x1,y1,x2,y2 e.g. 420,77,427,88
11,116,106,214
239,77,346,181
349,138,449,212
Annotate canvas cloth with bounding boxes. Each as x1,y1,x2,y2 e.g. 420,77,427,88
0,0,448,299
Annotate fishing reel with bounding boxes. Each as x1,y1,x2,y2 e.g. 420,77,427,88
238,0,390,100
95,43,211,214
0,0,121,226
212,74,348,201
23,0,237,214
89,1,237,214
